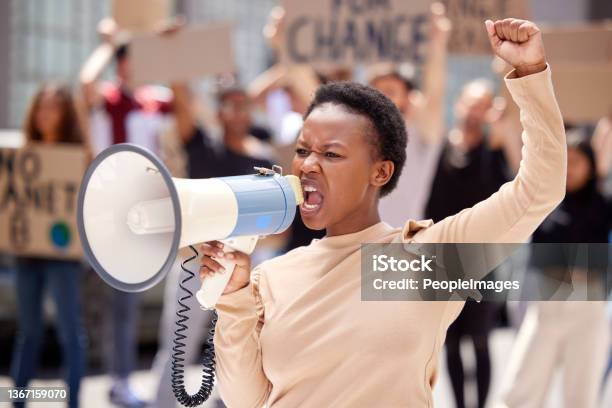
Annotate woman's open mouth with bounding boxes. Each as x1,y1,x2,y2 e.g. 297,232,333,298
301,183,324,215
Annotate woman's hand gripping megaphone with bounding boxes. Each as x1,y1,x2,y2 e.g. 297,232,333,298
199,241,252,295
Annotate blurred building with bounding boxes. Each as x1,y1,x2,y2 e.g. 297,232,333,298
0,0,109,129
0,0,280,130
0,0,610,130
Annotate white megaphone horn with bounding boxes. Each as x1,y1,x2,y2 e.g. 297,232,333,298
77,143,303,309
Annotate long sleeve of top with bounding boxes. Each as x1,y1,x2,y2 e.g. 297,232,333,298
410,66,566,244
213,66,566,408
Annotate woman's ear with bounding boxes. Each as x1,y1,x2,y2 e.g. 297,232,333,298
371,160,394,189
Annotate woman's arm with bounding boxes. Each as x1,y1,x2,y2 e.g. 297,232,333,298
412,19,566,245
169,83,196,143
79,18,122,111
408,2,450,145
247,64,286,107
199,240,272,408
214,268,272,407
247,63,319,115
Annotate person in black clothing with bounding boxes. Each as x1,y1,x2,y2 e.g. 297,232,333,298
530,135,611,296
425,79,511,408
185,86,275,178
533,136,611,243
425,80,510,222
497,135,611,408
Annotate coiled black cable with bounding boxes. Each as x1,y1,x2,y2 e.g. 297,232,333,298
171,245,217,407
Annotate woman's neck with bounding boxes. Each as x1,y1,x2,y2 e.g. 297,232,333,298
326,200,381,237
40,130,60,144
224,132,246,154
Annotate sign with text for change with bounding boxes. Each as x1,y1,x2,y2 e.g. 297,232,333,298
0,142,86,260
280,0,431,69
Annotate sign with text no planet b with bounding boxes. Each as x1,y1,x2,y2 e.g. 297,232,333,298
0,143,86,260
281,0,431,69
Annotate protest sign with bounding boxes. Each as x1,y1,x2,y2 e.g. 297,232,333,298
0,129,25,149
544,24,612,123
0,142,86,260
543,23,612,65
131,23,235,84
280,0,431,68
112,0,171,33
550,64,612,124
442,0,529,54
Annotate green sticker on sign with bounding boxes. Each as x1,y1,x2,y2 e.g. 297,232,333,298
50,221,71,248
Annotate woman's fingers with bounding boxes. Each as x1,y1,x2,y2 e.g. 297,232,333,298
199,257,224,279
202,256,223,272
198,241,252,295
199,240,225,279
223,251,251,267
200,241,225,258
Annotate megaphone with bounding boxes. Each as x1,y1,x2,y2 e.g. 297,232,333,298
77,143,303,308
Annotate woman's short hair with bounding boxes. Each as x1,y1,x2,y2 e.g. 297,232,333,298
304,81,407,197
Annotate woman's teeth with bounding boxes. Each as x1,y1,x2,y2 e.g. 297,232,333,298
302,185,323,212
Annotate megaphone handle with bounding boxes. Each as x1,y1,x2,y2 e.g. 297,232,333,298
195,235,259,309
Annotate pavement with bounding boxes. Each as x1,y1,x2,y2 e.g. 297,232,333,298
1,329,611,407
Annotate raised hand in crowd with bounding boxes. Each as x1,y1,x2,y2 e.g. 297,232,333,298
592,115,612,178
407,1,451,145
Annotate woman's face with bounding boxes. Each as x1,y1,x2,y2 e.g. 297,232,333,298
292,103,393,234
35,91,63,142
566,147,592,193
371,75,410,115
219,92,251,137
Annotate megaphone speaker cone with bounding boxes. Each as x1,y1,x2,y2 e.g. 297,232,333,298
77,144,181,292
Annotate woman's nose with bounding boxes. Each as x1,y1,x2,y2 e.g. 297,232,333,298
301,152,321,173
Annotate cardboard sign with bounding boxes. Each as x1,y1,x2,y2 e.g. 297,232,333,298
543,24,612,124
550,64,612,124
543,23,612,65
0,129,25,149
0,143,87,260
442,0,529,54
280,0,431,68
131,24,235,84
112,0,171,33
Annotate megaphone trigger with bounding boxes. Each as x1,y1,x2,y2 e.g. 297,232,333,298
195,235,259,310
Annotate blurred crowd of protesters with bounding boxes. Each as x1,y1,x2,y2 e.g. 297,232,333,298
5,3,612,408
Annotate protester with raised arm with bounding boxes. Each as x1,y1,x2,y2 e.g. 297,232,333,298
200,17,566,407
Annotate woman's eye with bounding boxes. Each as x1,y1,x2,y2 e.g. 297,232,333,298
296,148,309,156
324,152,341,158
